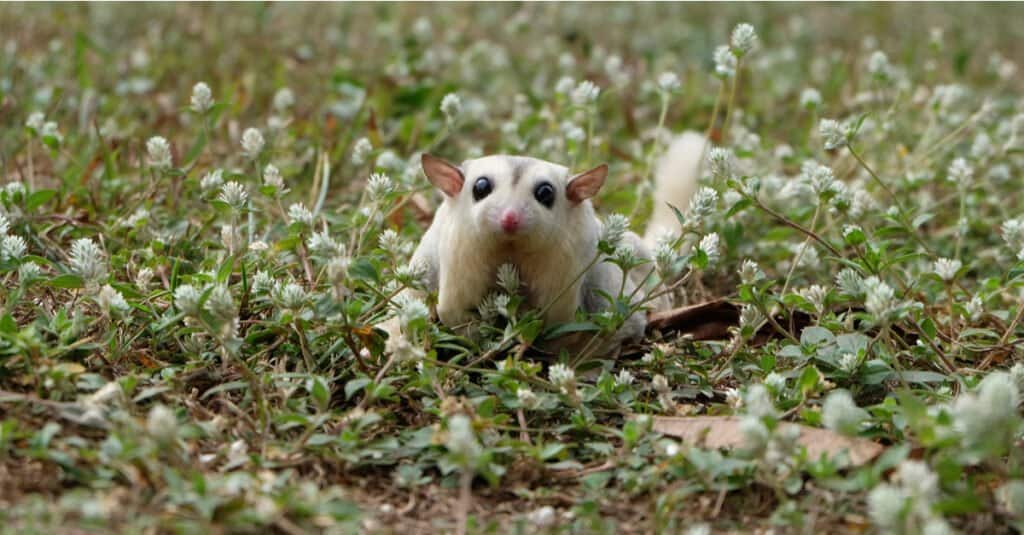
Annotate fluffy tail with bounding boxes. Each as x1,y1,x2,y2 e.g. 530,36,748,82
643,130,706,245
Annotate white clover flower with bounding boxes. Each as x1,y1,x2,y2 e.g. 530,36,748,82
601,214,630,249
731,23,758,56
69,238,108,281
0,234,26,262
496,263,520,294
799,87,822,109
252,271,275,294
554,76,575,95
378,229,405,256
819,118,849,150
0,213,8,235
307,230,341,256
220,224,242,254
174,284,202,316
241,127,264,159
839,353,860,373
19,262,42,281
896,460,940,503
97,284,130,316
707,147,735,180
739,415,771,452
713,45,737,78
287,203,314,226
798,284,829,312
263,164,285,191
272,87,294,112
867,484,908,529
527,506,556,528
275,282,306,310
654,240,679,276
396,295,429,332
190,82,213,113
351,137,373,166
146,136,172,169
146,404,178,442
821,390,869,436
204,285,236,323
698,233,721,266
965,295,984,322
517,387,540,410
217,182,248,211
549,363,576,393
932,257,962,282
41,121,61,143
836,268,865,297
571,80,600,107
25,111,45,131
561,122,585,142
652,374,670,394
739,259,764,284
946,157,973,183
656,72,681,93
864,276,895,318
326,255,350,286
445,414,481,462
1003,218,1024,260
764,372,786,392
743,384,777,419
867,50,892,80
615,369,635,386
440,92,462,124
971,132,994,161
953,371,1020,447
687,187,719,220
367,173,394,201
200,169,224,191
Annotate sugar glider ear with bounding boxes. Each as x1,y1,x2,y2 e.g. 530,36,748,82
421,154,464,197
566,164,608,204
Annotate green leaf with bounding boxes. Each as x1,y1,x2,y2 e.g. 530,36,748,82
47,274,84,289
345,377,372,399
26,190,57,211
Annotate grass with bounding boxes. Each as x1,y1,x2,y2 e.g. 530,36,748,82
2,3,1024,533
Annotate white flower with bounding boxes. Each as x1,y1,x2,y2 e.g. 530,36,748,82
867,484,908,529
713,45,737,78
554,76,575,95
836,268,865,297
263,164,285,191
517,388,540,410
839,353,860,373
821,390,869,436
204,285,236,323
739,259,764,284
953,371,1020,449
731,23,758,56
656,72,681,93
615,369,635,386
864,276,896,319
97,284,130,316
526,506,556,528
25,111,45,131
445,414,481,462
0,234,26,261
896,460,939,502
971,132,994,161
200,169,224,191
69,238,107,281
688,187,719,220
744,384,777,419
146,136,172,169
217,181,248,211
496,263,520,294
571,80,600,107
252,271,275,294
396,295,429,332
0,213,8,235
367,173,394,201
800,87,822,108
378,229,405,255
241,127,264,159
307,230,341,255
273,87,294,112
1003,219,1024,260
19,262,42,281
764,372,786,391
351,137,373,166
174,284,202,316
146,404,177,442
819,118,848,150
549,363,576,393
601,214,630,249
275,282,306,310
190,82,213,113
867,50,892,80
932,257,962,281
287,203,314,226
41,121,61,142
698,233,721,266
440,93,462,124
652,374,670,394
707,147,735,179
739,415,770,450
946,157,973,183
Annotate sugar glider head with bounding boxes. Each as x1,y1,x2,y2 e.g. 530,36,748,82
421,153,607,245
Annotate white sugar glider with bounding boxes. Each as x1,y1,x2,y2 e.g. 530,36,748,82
388,131,706,355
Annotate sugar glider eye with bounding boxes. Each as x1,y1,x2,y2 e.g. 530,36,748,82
534,182,556,208
472,177,493,201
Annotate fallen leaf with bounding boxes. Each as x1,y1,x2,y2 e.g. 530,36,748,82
649,415,884,467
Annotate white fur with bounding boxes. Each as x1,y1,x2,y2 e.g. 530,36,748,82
644,130,706,245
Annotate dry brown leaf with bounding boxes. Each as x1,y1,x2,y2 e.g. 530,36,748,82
649,416,884,467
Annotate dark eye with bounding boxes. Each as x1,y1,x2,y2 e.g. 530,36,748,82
472,177,492,201
534,182,555,208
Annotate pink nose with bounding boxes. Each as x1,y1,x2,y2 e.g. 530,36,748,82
500,210,521,233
